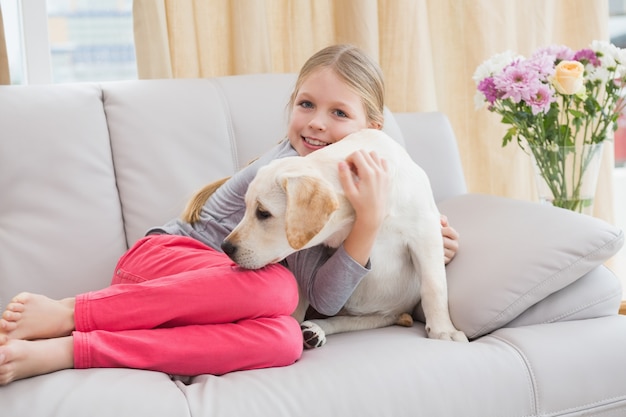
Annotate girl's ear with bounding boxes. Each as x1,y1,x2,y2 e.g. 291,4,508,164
368,121,382,130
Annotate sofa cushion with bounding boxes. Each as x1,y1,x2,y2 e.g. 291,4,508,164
0,84,128,301
506,265,622,328
0,368,190,417
435,193,624,339
102,79,240,245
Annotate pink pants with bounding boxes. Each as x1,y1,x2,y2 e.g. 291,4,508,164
72,234,302,375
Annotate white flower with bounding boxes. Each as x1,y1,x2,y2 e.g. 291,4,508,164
591,40,619,69
587,66,610,83
591,40,615,56
474,91,487,110
472,50,519,83
615,48,626,78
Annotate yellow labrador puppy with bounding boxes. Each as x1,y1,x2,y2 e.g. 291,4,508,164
222,129,467,347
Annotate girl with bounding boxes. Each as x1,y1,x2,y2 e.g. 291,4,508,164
0,44,459,385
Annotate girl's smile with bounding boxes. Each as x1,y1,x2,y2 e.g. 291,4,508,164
302,136,330,149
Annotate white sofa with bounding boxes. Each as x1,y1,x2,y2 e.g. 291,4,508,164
1,73,626,417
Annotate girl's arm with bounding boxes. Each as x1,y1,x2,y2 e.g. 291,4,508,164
285,245,370,316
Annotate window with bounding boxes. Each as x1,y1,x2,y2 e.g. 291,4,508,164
1,0,136,84
609,1,626,291
610,0,626,49
1,0,25,84
610,0,626,167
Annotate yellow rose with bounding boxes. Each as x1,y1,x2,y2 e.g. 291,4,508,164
551,60,585,95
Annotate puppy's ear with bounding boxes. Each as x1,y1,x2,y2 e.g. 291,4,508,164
282,176,339,249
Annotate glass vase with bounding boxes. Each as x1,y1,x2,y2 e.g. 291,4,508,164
528,142,604,215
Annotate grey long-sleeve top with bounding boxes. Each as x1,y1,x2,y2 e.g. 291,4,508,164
148,139,370,316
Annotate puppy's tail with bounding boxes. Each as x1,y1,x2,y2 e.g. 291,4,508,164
181,176,230,223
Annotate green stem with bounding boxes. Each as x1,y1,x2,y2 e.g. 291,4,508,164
531,143,602,213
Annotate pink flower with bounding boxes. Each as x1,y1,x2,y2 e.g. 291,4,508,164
493,60,541,103
533,45,575,61
527,84,554,115
477,77,500,104
526,54,556,79
573,48,601,67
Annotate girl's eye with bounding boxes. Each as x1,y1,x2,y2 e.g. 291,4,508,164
299,100,314,109
333,109,348,118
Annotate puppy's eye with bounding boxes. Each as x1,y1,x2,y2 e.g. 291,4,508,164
256,208,272,220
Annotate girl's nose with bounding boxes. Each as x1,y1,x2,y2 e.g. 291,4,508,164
308,115,326,131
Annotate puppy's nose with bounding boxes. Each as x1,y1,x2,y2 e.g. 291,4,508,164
221,240,237,257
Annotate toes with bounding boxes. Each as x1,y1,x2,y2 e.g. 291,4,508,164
2,296,27,325
2,309,21,322
11,292,33,304
0,345,14,386
0,319,17,333
7,301,26,313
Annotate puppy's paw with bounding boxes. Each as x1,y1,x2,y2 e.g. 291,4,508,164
441,329,469,343
300,321,327,349
426,325,469,343
396,312,413,327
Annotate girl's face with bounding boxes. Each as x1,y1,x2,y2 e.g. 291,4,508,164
288,68,377,156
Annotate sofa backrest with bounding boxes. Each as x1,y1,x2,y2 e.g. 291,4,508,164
0,83,127,301
0,74,466,303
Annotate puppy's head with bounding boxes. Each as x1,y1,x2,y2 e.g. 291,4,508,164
222,160,339,269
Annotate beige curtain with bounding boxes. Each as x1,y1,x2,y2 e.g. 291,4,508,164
133,0,614,223
0,7,10,85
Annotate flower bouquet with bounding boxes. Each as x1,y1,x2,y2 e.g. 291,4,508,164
473,41,626,213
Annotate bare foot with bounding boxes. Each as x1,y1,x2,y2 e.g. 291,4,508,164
0,335,74,385
0,293,75,340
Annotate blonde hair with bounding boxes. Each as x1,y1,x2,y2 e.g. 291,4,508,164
288,44,385,129
181,44,386,224
181,176,230,223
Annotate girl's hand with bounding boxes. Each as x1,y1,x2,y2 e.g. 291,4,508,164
339,150,390,229
440,214,459,264
338,150,390,266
